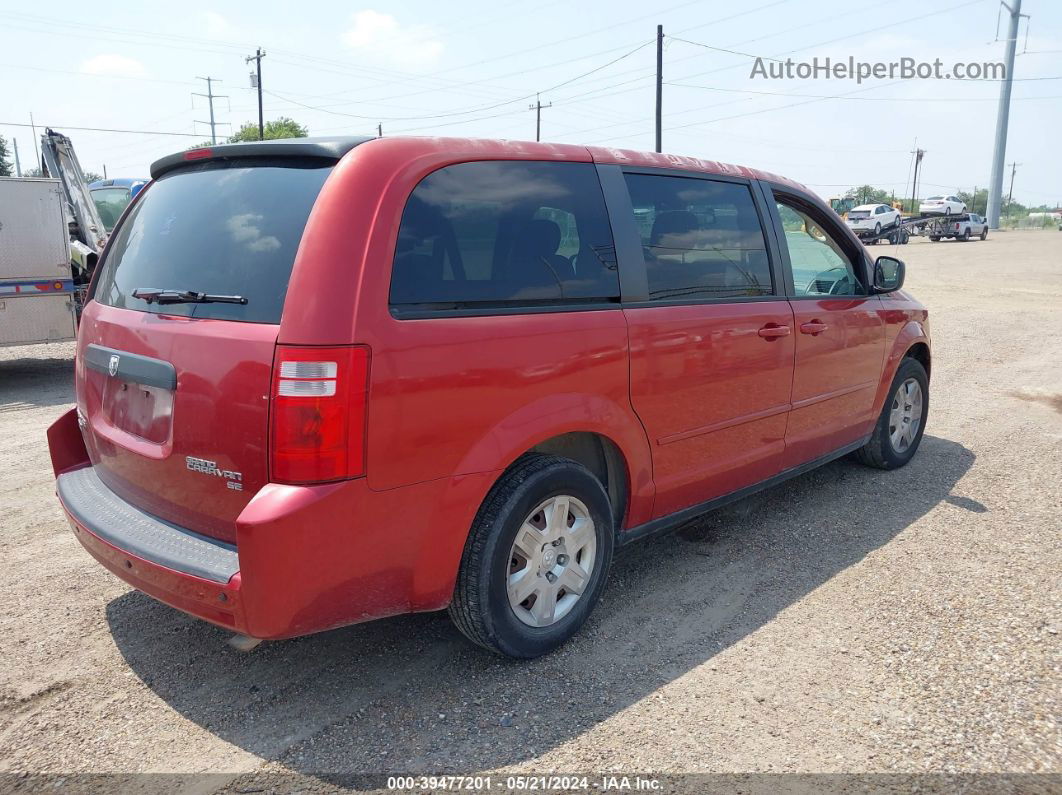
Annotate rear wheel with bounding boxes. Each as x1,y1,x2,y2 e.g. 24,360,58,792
855,357,928,470
980,228,988,240
962,228,971,241
929,236,940,242
449,454,614,658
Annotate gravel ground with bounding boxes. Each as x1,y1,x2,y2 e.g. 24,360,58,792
0,230,1058,791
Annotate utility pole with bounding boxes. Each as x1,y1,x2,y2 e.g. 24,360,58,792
528,93,551,142
655,24,664,153
30,112,39,168
12,138,21,177
1006,161,1021,227
377,123,383,138
193,76,227,145
909,148,925,215
103,164,107,179
245,48,266,141
987,0,1027,229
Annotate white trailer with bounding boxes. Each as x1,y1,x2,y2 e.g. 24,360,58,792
0,178,78,347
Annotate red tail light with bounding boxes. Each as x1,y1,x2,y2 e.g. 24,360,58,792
270,345,370,484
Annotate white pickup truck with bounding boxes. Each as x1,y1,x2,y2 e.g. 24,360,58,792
929,213,989,242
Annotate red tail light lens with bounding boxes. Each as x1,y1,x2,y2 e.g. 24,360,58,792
270,345,369,484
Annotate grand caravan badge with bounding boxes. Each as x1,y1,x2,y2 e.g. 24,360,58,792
185,456,243,491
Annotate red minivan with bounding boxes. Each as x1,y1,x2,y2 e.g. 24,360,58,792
47,136,930,658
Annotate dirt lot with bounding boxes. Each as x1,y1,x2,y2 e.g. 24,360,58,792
1,230,1059,789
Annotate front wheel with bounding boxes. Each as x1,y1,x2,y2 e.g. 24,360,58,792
855,357,929,470
449,454,614,658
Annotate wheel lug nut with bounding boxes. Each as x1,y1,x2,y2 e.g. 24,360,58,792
557,554,568,565
545,572,557,583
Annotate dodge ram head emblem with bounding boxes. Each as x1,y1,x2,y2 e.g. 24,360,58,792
108,354,120,377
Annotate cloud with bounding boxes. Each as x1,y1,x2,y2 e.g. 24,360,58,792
204,11,229,38
80,54,147,78
340,10,443,67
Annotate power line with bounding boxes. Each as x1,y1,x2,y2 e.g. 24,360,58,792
0,121,203,138
262,39,654,123
665,35,784,62
665,81,1062,102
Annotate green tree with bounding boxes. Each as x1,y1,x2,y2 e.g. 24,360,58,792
957,188,989,215
0,136,13,177
83,171,103,184
844,185,892,206
22,166,44,178
228,117,308,143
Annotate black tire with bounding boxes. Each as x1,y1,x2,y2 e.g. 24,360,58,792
929,236,940,242
855,357,929,470
449,454,614,658
980,228,988,240
874,222,882,237
962,228,971,241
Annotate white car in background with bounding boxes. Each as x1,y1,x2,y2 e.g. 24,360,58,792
845,203,900,236
920,195,967,216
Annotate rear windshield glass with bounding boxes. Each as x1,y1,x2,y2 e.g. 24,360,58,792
847,211,870,219
93,159,332,323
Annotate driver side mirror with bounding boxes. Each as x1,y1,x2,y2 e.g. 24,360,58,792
873,256,905,293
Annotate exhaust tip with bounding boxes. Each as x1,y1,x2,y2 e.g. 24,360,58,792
228,634,263,652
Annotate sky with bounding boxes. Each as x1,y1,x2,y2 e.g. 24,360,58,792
1,0,1059,207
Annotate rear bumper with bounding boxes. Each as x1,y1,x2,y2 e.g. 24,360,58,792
67,505,246,632
48,408,495,640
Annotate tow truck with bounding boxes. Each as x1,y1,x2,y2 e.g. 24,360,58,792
850,213,987,246
0,129,107,348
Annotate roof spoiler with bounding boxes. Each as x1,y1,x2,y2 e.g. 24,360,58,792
150,136,372,179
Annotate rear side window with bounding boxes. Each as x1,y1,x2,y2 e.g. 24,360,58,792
623,173,773,301
93,159,332,323
389,161,618,309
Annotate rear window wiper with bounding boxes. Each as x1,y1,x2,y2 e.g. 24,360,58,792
131,288,248,305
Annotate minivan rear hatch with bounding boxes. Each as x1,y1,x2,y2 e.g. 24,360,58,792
79,146,352,543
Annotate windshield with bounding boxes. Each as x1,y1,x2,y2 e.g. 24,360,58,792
91,187,131,232
93,159,332,323
847,211,870,219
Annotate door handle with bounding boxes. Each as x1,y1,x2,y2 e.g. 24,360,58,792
757,324,791,339
800,321,829,335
